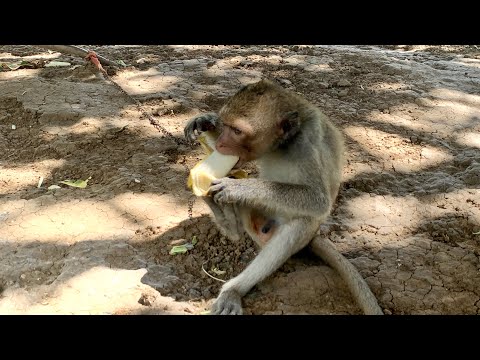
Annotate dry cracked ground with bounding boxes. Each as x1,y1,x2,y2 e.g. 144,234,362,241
0,45,479,315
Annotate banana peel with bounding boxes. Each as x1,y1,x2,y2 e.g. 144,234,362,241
187,132,248,196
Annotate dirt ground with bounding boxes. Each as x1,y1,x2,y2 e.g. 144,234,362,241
0,45,479,315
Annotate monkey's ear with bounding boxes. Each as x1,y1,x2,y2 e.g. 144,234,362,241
278,111,300,140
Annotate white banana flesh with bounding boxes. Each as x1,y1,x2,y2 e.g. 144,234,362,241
188,132,239,197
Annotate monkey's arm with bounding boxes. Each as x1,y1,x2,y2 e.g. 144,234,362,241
209,178,331,219
184,113,220,142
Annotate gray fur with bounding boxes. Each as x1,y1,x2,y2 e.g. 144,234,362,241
185,80,383,315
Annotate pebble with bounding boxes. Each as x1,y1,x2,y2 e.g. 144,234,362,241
337,79,352,87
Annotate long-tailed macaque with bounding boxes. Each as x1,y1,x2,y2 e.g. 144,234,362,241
185,79,383,315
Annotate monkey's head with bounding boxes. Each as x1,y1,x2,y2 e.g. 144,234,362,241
216,79,302,167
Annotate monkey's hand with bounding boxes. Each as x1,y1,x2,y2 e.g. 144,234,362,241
184,113,219,142
208,177,246,205
211,289,243,315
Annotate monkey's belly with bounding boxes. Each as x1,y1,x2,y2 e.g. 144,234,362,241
250,211,277,245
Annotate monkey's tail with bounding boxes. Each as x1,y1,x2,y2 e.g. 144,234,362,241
310,236,384,315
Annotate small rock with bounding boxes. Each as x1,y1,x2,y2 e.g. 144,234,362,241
239,60,254,67
188,289,201,298
183,59,200,68
136,58,147,64
277,78,292,86
304,48,314,56
138,293,157,307
202,289,213,298
337,79,352,87
349,68,361,75
338,89,349,97
381,65,399,75
318,82,330,89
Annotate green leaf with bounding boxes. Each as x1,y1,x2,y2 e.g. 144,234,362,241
5,62,22,70
191,235,198,245
59,176,92,189
117,60,127,67
170,245,188,255
169,243,195,255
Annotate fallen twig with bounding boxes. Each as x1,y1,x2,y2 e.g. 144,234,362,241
201,261,226,283
37,45,119,67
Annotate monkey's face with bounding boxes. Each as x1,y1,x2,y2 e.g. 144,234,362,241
215,120,259,167
215,79,298,166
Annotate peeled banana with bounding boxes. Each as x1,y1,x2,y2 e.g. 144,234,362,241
187,132,246,197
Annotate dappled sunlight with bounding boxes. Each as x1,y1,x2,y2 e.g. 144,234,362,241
456,132,480,149
365,81,410,93
0,159,66,195
343,126,454,173
342,188,480,241
342,162,373,182
42,115,137,136
114,68,180,96
451,57,480,70
0,68,42,80
0,266,149,315
428,87,480,107
344,193,422,237
363,90,479,141
58,116,114,135
283,54,333,72
108,192,187,226
366,108,430,133
0,192,189,244
0,51,61,62
1,45,479,315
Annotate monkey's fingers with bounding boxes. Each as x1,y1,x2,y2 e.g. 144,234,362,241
209,178,240,204
207,182,225,196
185,113,219,142
184,123,198,143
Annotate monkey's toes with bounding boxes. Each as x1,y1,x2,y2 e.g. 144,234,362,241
211,290,243,315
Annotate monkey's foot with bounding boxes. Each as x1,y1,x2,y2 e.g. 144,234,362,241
211,290,243,315
221,229,241,242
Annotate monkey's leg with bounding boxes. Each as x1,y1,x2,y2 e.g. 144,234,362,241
310,237,384,315
211,218,317,315
203,197,243,241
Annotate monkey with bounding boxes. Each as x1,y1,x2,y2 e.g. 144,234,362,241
184,79,383,315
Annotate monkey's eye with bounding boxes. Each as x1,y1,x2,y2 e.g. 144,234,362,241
232,127,242,135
